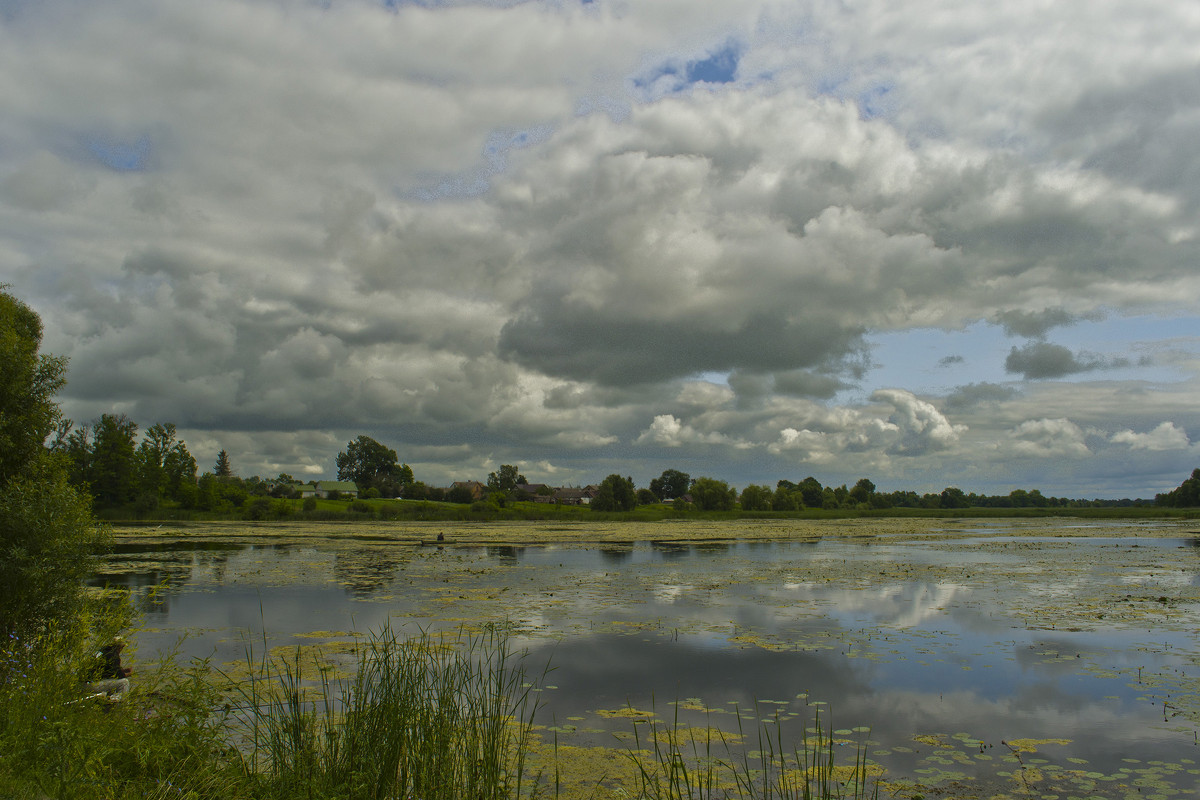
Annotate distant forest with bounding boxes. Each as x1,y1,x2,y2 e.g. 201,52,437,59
49,418,1198,517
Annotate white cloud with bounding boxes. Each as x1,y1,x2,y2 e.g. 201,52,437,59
4,0,1200,496
1111,421,1191,451
871,389,966,455
1007,418,1091,459
636,414,736,448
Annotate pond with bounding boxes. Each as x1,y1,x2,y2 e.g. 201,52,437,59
97,518,1200,798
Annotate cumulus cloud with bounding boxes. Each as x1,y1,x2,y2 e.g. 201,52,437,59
1111,422,1190,451
871,389,966,455
1008,419,1091,459
3,0,1199,494
635,414,739,448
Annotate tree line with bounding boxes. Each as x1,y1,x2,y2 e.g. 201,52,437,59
33,417,1194,516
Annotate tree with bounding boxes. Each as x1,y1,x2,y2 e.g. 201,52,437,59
336,436,411,495
649,469,691,500
52,418,92,487
446,484,476,504
739,484,773,511
486,464,526,496
939,486,967,509
772,485,802,511
849,478,876,505
135,422,196,502
0,288,106,639
161,435,198,503
798,477,824,508
1157,468,1200,507
691,477,736,511
90,413,139,506
0,290,67,486
592,474,638,512
636,488,659,505
214,449,233,478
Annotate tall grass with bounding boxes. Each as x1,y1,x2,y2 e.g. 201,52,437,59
628,701,879,800
228,623,550,800
0,613,241,799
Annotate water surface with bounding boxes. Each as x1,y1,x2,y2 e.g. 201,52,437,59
98,519,1200,798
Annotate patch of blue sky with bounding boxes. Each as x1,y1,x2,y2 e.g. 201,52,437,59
685,41,740,85
84,134,152,172
632,39,742,99
1041,312,1200,381
847,323,1017,403
854,313,1200,403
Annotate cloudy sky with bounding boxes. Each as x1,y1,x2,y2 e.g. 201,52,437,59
4,0,1199,498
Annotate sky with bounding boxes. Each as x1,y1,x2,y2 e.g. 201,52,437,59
3,0,1199,499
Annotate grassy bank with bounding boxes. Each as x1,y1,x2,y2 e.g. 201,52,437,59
96,496,1200,524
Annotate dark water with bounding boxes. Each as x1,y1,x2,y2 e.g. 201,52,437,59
96,526,1200,797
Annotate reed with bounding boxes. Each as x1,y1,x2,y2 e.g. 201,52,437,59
227,622,550,800
628,701,879,800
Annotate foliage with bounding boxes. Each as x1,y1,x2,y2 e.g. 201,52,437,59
592,474,638,512
691,477,737,511
636,488,659,505
336,435,413,497
446,484,477,504
89,413,139,507
0,289,67,486
0,288,107,641
0,461,107,640
849,478,875,505
650,469,691,500
196,472,249,513
487,464,527,496
739,484,773,511
1,616,251,799
1156,468,1200,507
214,448,233,477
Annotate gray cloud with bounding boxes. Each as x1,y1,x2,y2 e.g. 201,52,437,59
994,308,1099,339
944,382,1020,409
3,0,1199,496
1004,342,1129,380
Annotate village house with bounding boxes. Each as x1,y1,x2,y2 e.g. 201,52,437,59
294,480,359,499
552,486,599,505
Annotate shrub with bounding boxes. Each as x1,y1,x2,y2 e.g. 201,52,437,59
243,496,273,520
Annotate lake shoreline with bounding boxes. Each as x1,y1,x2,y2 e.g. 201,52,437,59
109,515,1197,547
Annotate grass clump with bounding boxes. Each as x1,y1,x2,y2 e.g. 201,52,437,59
228,623,550,800
628,701,879,800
